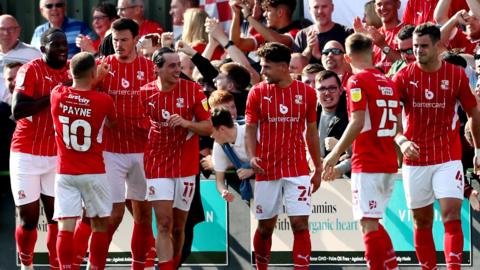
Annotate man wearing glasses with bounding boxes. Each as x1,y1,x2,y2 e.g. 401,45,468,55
320,40,351,87
116,0,164,38
387,24,415,77
30,0,97,59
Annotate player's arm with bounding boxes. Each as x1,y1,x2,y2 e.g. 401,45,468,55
434,0,453,24
168,116,212,136
229,0,257,52
394,112,420,160
323,110,365,181
245,122,264,174
306,121,322,192
11,91,50,120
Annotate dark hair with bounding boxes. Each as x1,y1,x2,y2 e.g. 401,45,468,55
302,63,324,75
4,61,23,70
443,52,467,68
345,33,373,55
263,0,296,16
414,23,441,44
220,63,251,91
70,52,96,79
93,2,119,21
315,70,341,88
99,33,114,57
257,42,291,64
152,47,176,67
111,17,139,38
397,24,415,41
211,107,234,129
40,28,65,46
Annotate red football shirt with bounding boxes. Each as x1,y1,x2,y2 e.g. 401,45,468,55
373,23,405,74
139,19,164,37
11,59,70,156
51,86,116,175
99,55,156,153
449,30,477,54
402,0,468,25
140,79,210,178
245,80,317,181
393,61,477,166
346,68,400,173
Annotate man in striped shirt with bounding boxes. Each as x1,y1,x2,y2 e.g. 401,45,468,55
245,42,322,270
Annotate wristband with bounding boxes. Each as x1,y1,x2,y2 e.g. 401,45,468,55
395,135,408,146
223,40,234,49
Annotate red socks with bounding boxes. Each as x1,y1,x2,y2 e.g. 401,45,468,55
72,220,92,269
158,260,175,270
131,223,153,269
47,223,59,269
88,231,109,270
253,229,272,270
363,229,386,270
145,234,157,268
414,226,437,270
57,230,74,270
15,226,37,266
378,224,398,269
173,254,182,269
292,230,311,269
444,220,463,270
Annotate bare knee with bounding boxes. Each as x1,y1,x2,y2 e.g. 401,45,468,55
290,216,309,232
157,215,173,235
109,203,125,228
412,206,434,229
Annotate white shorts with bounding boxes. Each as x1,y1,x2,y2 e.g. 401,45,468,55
146,176,196,211
254,176,312,220
104,152,147,203
9,152,56,206
53,174,112,220
403,160,464,209
351,173,396,220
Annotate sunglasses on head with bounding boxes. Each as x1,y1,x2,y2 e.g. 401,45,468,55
321,48,344,56
400,48,413,55
44,2,65,9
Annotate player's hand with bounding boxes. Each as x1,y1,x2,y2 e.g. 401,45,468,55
175,40,197,57
96,57,109,81
353,16,367,34
168,114,190,129
469,189,480,211
474,149,480,175
311,169,321,193
400,141,420,160
221,189,235,202
322,152,339,181
237,168,254,180
160,32,174,48
200,155,213,170
324,137,339,152
250,157,265,175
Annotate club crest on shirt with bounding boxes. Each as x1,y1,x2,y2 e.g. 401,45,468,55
121,78,130,89
441,80,449,90
350,88,362,102
137,71,145,80
201,98,209,111
176,97,184,108
425,89,434,100
279,104,289,114
162,109,170,120
295,95,303,105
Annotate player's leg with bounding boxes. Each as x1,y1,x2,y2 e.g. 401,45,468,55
433,161,465,270
253,180,282,270
403,164,437,270
16,201,40,268
88,217,110,270
172,208,188,268
72,214,92,270
284,176,313,270
56,218,77,270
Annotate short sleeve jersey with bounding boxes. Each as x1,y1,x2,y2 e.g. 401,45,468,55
393,61,477,166
140,79,210,178
373,23,405,74
11,58,70,156
51,86,116,175
346,69,400,173
245,80,317,181
98,55,156,153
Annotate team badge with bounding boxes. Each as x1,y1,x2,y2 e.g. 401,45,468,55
350,88,362,102
256,205,263,214
201,98,209,111
279,104,289,114
295,95,303,105
162,109,170,120
176,97,184,108
121,78,130,89
148,186,155,196
137,71,145,80
424,89,434,100
441,80,449,90
18,190,26,200
368,200,377,210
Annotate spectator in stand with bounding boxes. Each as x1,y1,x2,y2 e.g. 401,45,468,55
440,9,478,55
321,40,351,87
289,53,309,78
31,0,97,59
294,0,353,64
363,0,382,29
387,24,416,77
230,0,305,52
76,3,119,54
169,0,200,40
182,8,223,60
116,0,164,37
0,15,41,104
434,0,470,24
214,63,251,118
301,63,324,88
